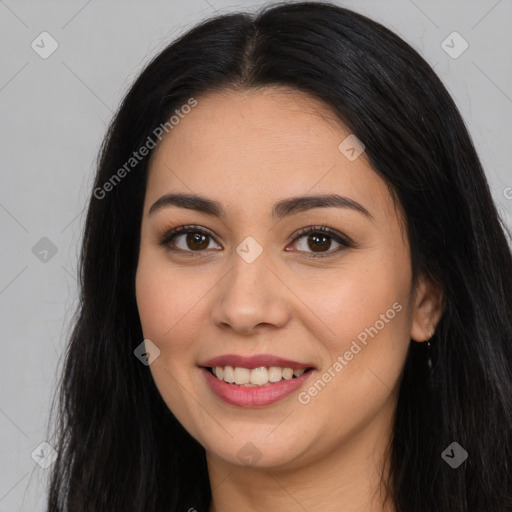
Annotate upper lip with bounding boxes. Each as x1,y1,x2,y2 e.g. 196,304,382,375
200,354,316,370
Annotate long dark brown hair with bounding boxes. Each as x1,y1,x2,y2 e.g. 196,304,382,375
46,2,512,510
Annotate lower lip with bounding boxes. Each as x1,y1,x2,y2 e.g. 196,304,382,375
200,367,314,407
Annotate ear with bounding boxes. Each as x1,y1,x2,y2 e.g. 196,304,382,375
410,273,444,342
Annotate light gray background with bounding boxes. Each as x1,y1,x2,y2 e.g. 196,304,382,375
0,0,511,510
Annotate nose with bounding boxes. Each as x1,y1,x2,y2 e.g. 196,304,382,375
210,249,291,335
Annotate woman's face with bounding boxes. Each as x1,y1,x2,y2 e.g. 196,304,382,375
135,87,438,471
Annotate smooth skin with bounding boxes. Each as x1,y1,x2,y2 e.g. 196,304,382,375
135,87,444,512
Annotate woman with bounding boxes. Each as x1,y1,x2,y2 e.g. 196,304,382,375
45,2,512,511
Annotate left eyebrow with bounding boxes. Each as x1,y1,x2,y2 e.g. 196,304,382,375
271,193,373,220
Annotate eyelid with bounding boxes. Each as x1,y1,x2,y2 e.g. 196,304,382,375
288,225,353,258
290,224,353,246
159,223,352,257
158,224,220,255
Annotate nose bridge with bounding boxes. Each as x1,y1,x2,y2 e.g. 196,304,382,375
226,241,274,308
211,239,290,332
226,228,272,292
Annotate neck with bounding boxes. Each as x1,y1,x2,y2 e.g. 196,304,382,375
206,408,396,512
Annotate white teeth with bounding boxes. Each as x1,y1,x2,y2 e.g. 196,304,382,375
268,366,283,382
234,367,250,385
282,368,293,380
223,366,235,383
212,365,308,386
250,367,268,386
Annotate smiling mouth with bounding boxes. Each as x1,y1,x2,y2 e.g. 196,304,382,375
205,365,315,387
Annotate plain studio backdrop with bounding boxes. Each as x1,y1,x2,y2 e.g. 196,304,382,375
0,0,511,510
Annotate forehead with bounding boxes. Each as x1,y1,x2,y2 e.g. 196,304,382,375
151,86,348,170
145,87,395,223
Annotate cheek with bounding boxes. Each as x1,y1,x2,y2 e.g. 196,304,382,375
136,259,198,392
298,259,411,423
135,256,199,355
135,258,203,418
136,263,172,342
306,253,411,354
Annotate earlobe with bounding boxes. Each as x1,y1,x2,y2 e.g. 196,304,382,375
410,273,444,342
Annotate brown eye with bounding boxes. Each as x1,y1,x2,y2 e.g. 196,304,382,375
184,232,210,250
160,225,221,254
291,226,352,258
307,233,332,252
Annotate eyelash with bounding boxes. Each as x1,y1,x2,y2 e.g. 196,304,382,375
158,224,353,259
